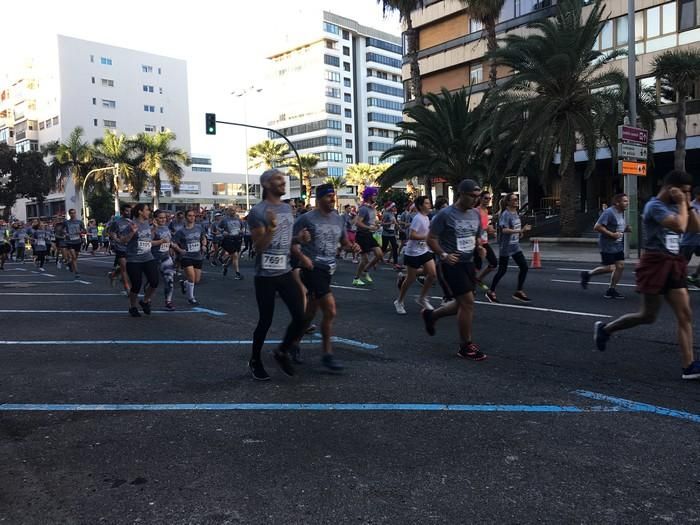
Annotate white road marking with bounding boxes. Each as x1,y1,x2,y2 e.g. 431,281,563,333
430,297,611,319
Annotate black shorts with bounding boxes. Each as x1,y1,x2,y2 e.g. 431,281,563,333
222,236,242,254
66,242,81,252
89,240,99,249
181,258,203,269
681,245,700,261
398,230,407,241
356,231,379,254
301,267,332,299
600,251,625,265
0,244,10,255
474,243,498,270
403,251,434,269
439,261,477,298
115,250,127,259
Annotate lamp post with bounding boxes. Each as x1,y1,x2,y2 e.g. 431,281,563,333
625,0,638,257
231,86,263,211
81,164,119,222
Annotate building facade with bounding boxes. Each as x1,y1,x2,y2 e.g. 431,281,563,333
266,11,403,198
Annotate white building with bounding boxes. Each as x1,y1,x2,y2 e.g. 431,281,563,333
266,11,403,198
2,35,192,220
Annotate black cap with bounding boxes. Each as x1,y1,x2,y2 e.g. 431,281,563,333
457,179,480,194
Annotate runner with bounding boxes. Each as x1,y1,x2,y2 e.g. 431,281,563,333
292,183,361,370
12,223,27,263
172,209,207,306
352,187,383,286
241,216,253,259
421,179,487,361
394,195,436,314
593,170,700,380
219,207,244,279
107,204,132,292
580,193,631,298
474,192,498,290
681,186,700,287
53,216,67,268
30,220,50,271
246,168,307,380
0,220,11,270
381,202,400,269
121,204,158,317
152,209,176,310
86,219,100,256
63,209,86,279
342,204,358,262
485,192,532,303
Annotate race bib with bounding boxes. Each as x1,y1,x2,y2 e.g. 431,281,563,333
480,230,488,242
69,234,80,241
187,241,200,253
262,252,287,271
36,240,46,248
456,236,475,253
159,242,170,252
137,240,151,254
665,233,679,254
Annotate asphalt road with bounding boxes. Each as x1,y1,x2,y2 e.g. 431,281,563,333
1,251,699,524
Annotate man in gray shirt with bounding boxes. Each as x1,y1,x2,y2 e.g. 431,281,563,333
681,186,700,286
423,179,487,361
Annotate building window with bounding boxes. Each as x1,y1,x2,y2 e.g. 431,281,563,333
100,57,112,65
39,121,45,130
92,97,97,105
368,69,389,80
158,67,161,74
160,107,164,113
93,119,98,126
319,152,343,162
324,54,340,67
343,62,351,72
325,70,341,82
45,119,51,128
326,86,341,98
344,108,352,118
90,55,94,63
191,167,212,173
159,87,163,94
469,18,484,33
662,2,676,34
101,78,114,87
327,119,342,130
646,6,661,38
345,154,353,163
344,93,352,102
326,40,338,50
344,77,351,87
343,46,350,56
470,64,484,85
342,29,350,40
367,83,403,97
145,124,156,132
161,126,165,131
328,167,344,176
103,120,117,128
615,16,628,47
345,139,353,148
326,103,342,115
680,0,700,31
53,116,59,125
345,124,352,133
369,156,379,165
91,76,95,84
368,142,392,152
368,112,402,124
144,105,155,112
143,85,154,92
324,21,340,34
102,99,116,109
368,97,402,111
142,65,153,73
366,37,402,54
291,135,342,150
366,53,401,69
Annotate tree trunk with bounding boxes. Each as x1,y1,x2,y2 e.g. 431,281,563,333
486,17,498,89
559,157,579,237
405,18,422,103
152,176,160,209
304,174,312,207
674,92,687,171
424,176,433,203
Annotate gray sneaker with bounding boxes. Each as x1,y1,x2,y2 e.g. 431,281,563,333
321,354,344,371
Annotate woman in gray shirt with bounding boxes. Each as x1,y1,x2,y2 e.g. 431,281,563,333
122,203,159,317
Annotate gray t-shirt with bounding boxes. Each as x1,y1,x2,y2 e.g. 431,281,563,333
293,209,347,273
219,216,242,237
357,204,376,232
173,224,205,261
152,225,172,261
681,200,700,247
248,201,295,277
595,207,625,254
498,209,523,257
126,220,154,263
382,210,397,237
429,205,482,263
108,217,132,251
31,228,50,251
64,219,84,243
642,197,680,255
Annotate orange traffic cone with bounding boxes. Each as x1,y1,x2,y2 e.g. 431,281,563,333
531,240,542,269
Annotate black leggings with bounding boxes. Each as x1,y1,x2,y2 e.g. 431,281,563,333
35,251,47,268
490,251,528,292
382,235,398,264
126,260,159,294
252,273,305,361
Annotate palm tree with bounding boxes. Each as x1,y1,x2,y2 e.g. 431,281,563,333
131,130,191,209
378,88,487,191
651,48,700,171
45,126,94,213
286,153,319,206
324,175,346,210
460,0,506,88
93,130,140,209
487,0,626,236
346,163,389,198
247,139,289,170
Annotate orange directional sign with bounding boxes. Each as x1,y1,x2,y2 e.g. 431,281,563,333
618,160,647,176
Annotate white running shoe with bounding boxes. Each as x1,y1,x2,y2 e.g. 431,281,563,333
416,296,433,311
393,299,407,315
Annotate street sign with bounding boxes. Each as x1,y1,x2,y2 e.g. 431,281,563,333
618,125,648,144
618,143,647,160
618,160,647,176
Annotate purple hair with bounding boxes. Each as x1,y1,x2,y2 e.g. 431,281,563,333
362,186,378,200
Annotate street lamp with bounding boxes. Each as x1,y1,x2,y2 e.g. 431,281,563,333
81,164,119,222
231,86,263,211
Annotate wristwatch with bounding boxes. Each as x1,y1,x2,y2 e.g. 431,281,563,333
439,252,448,260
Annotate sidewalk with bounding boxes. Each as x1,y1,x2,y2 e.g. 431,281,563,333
525,239,641,264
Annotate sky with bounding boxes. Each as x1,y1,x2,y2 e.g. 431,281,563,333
0,0,400,173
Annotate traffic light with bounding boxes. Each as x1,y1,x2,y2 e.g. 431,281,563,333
205,113,216,135
300,188,307,201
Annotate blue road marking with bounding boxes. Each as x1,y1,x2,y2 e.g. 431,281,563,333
0,339,321,345
575,390,700,424
0,308,225,315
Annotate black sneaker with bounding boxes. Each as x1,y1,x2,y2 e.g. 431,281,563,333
273,349,295,376
593,321,609,351
128,307,141,318
681,360,700,380
289,344,304,365
603,288,615,299
321,354,344,371
457,343,487,361
611,289,624,299
234,272,243,280
188,298,200,306
222,265,228,277
421,308,436,336
580,271,590,289
249,359,270,381
512,291,531,303
138,300,151,315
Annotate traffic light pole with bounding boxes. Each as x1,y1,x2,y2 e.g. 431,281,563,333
213,119,303,203
625,0,639,257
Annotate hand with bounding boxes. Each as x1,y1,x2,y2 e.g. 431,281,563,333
265,210,278,230
614,232,624,240
351,242,362,254
487,225,496,235
523,224,532,232
669,187,686,205
624,225,632,233
445,253,460,266
297,227,311,244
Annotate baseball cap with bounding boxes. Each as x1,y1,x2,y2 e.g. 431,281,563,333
457,179,480,194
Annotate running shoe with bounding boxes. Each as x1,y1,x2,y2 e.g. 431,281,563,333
477,280,489,291
165,302,175,311
603,288,615,299
249,359,270,381
180,279,186,295
321,354,344,371
580,271,590,289
593,321,609,352
394,299,407,315
352,278,367,287
415,296,433,311
681,360,700,380
512,291,531,303
57,260,62,269
305,324,317,334
188,298,200,306
289,344,304,365
457,343,487,361
234,272,243,280
138,300,151,315
74,274,80,280
485,290,499,303
421,308,436,336
362,273,373,283
222,265,228,277
273,349,295,376
396,272,405,290
39,267,45,272
610,289,624,299
128,307,141,318
687,275,700,288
